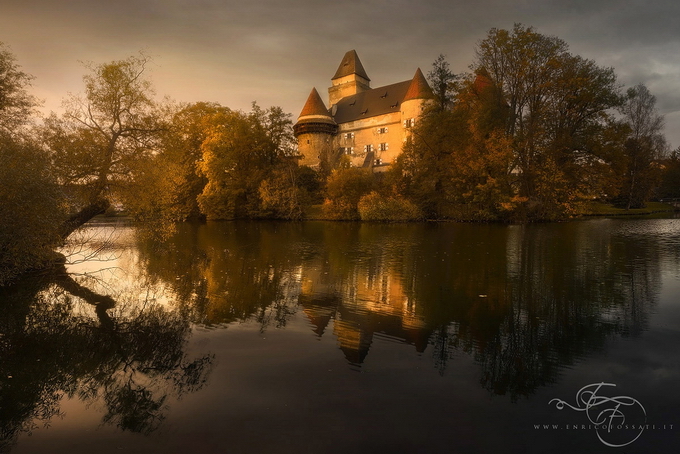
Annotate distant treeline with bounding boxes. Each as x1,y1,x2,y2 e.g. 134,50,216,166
2,24,680,284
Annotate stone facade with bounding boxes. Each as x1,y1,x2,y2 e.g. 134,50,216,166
294,50,434,171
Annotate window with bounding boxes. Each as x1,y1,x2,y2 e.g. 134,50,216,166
344,132,354,139
375,158,382,165
404,118,415,128
377,127,388,134
379,143,389,151
364,144,373,152
341,147,354,155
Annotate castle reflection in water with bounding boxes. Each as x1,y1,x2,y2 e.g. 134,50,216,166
134,219,665,393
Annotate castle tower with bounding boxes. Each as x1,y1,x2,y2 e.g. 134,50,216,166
400,68,434,129
293,87,338,168
328,50,371,107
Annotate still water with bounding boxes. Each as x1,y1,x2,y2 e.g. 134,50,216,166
1,219,679,453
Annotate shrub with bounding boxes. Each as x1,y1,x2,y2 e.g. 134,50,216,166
357,191,422,221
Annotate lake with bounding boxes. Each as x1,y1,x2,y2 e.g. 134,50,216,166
1,218,679,453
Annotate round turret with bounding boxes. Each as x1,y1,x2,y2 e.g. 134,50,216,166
294,88,338,168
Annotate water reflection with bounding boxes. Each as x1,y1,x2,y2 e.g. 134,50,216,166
2,218,676,451
0,265,214,452
137,220,676,399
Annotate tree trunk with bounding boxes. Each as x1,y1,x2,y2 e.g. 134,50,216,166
58,198,110,241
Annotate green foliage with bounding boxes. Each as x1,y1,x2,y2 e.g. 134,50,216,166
357,191,421,221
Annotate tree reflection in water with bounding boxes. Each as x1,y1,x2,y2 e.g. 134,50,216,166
0,265,214,452
2,219,672,451
136,220,667,401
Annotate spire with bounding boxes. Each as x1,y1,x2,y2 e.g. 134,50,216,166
332,50,370,81
402,68,434,102
298,88,331,118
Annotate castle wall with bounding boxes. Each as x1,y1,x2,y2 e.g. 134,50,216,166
335,112,404,168
297,132,334,168
329,74,370,106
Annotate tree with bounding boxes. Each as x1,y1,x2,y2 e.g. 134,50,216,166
396,72,515,220
427,54,458,110
614,83,667,208
659,148,680,199
0,42,37,135
197,104,296,220
117,102,231,237
0,43,65,285
322,168,375,220
473,24,623,218
44,53,164,240
0,137,66,285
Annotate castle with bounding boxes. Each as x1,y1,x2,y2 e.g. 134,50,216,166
294,50,434,171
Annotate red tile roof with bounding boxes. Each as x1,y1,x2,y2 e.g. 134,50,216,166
298,88,332,118
402,68,434,102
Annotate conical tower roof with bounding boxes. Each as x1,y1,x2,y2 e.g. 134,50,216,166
294,88,338,138
332,50,370,81
473,68,493,94
402,68,434,102
298,87,332,119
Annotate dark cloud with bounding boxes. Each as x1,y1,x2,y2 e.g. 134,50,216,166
2,0,679,147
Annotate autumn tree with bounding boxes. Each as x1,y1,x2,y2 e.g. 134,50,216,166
43,54,164,239
322,168,375,220
613,83,667,208
474,24,623,218
658,148,680,199
0,137,66,285
427,54,458,111
0,42,37,135
0,43,66,284
118,102,231,236
397,67,515,220
197,104,302,219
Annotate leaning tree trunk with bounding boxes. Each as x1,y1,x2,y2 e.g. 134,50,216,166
58,198,111,242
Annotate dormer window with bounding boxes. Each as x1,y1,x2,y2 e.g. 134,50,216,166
361,108,368,115
380,91,388,98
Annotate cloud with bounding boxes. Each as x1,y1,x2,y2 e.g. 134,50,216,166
2,0,679,146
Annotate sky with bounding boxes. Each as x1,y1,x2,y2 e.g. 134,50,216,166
2,0,679,148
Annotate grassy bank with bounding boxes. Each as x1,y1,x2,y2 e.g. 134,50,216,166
579,201,678,217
